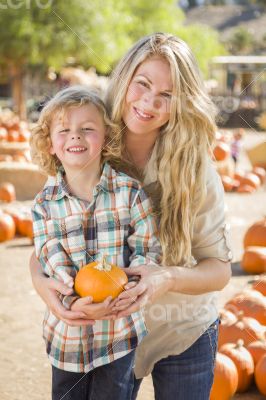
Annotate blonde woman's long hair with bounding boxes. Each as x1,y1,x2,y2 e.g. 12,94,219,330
105,33,217,266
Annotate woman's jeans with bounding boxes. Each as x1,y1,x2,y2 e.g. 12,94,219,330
132,318,219,400
52,350,135,400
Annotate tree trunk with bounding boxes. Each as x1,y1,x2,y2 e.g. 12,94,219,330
9,63,26,120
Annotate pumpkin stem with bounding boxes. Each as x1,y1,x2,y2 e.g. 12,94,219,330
93,254,112,272
236,339,244,348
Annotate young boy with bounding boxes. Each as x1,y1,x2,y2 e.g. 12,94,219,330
30,86,161,400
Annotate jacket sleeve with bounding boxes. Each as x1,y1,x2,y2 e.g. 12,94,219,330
31,202,79,309
191,161,233,263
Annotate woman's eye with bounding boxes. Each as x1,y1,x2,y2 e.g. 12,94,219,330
137,80,149,88
161,93,172,99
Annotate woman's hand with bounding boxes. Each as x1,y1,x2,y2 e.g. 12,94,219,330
112,265,172,318
29,252,95,326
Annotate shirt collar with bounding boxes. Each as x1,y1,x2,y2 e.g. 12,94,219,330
43,162,117,201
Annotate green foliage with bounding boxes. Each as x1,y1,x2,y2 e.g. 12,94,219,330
0,0,226,76
228,26,255,54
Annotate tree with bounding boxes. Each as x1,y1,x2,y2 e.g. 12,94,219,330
228,26,254,54
0,0,226,118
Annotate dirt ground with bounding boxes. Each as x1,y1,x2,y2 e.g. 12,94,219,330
0,131,266,400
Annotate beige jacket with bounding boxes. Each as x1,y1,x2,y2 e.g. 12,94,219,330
134,156,232,378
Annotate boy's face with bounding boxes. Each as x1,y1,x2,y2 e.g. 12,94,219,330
50,104,106,171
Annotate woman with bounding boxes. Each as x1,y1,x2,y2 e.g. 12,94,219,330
30,33,232,399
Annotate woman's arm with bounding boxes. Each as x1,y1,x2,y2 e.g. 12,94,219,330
29,251,95,326
168,258,231,294
113,258,231,316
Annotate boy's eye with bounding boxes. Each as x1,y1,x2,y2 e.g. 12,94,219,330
59,129,69,133
82,127,94,131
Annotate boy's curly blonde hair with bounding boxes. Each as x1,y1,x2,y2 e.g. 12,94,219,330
30,85,115,176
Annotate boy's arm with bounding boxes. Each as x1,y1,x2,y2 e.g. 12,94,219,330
127,187,162,268
31,203,79,309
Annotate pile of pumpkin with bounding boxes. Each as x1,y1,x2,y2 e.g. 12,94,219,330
221,167,266,194
212,130,266,194
0,109,32,163
241,218,266,275
0,182,33,243
211,279,266,399
0,109,30,143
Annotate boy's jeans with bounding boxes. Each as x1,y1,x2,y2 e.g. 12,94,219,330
52,350,135,400
132,318,219,400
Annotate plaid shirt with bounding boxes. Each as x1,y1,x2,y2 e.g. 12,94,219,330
32,162,161,373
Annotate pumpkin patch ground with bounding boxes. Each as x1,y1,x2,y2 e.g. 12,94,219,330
0,131,266,400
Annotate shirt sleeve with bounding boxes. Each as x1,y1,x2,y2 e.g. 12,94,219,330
191,160,233,263
127,187,162,267
31,202,79,309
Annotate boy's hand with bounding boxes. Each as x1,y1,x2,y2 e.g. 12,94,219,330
71,296,117,320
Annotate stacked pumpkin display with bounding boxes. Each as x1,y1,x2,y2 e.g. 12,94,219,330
211,282,266,399
0,109,32,163
241,218,266,275
221,167,266,194
0,182,33,243
213,129,266,194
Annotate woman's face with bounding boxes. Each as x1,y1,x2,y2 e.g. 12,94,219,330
123,56,173,138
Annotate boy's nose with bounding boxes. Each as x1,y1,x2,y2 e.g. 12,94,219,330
71,131,81,140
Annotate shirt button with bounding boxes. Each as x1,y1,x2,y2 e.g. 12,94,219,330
228,251,233,259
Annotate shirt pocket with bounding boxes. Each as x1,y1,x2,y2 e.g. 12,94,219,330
46,215,86,264
95,208,131,256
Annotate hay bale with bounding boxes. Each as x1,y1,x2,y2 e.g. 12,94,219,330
0,162,47,200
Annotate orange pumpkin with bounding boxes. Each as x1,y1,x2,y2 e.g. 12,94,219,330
7,130,20,142
237,184,256,194
234,171,245,184
18,216,33,239
218,311,264,348
241,247,266,274
5,210,21,234
225,290,266,325
244,219,266,248
0,127,8,141
220,340,254,392
74,257,128,303
219,309,237,326
12,154,27,163
0,155,13,162
18,129,30,142
221,175,240,192
252,275,266,296
0,182,16,202
252,167,266,185
241,172,261,189
247,339,266,366
213,142,230,161
255,354,266,395
0,212,16,242
210,352,238,400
